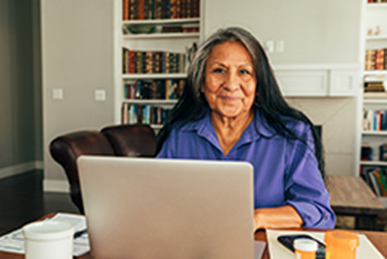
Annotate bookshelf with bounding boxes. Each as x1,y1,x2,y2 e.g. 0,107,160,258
114,0,202,130
360,0,387,199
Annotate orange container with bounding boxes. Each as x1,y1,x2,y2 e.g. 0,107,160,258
324,230,359,259
294,238,318,259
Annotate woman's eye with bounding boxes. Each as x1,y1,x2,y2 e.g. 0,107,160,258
240,69,251,75
213,68,225,74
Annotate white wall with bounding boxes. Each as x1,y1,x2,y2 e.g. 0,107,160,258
203,0,361,64
41,0,115,190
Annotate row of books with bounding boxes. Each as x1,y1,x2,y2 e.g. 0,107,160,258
124,79,185,100
362,109,387,131
364,81,385,92
122,48,186,74
368,0,387,3
361,166,387,197
122,103,172,125
365,49,387,71
123,0,200,20
361,143,387,161
161,24,199,33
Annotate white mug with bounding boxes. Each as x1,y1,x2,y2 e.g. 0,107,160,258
23,221,74,259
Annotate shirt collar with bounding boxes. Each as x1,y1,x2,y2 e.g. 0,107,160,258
181,109,276,148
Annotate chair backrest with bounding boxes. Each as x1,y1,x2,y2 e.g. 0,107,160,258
49,125,157,213
101,124,156,157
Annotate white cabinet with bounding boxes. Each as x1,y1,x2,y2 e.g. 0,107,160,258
274,64,360,97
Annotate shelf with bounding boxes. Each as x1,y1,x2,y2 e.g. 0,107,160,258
367,3,387,8
123,99,178,105
362,130,387,136
360,160,387,166
363,99,387,104
123,32,199,40
122,18,200,25
364,70,387,76
363,92,387,102
123,73,187,80
366,35,387,41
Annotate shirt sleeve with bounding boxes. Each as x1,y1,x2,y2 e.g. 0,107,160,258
283,124,336,229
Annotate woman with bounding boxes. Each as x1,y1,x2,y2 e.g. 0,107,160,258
156,27,335,230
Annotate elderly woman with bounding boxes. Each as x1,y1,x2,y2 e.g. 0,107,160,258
156,27,335,230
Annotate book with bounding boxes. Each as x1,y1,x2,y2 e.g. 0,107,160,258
361,144,373,161
123,0,129,20
368,170,382,196
373,170,387,196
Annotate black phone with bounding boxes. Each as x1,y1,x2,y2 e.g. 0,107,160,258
277,234,326,259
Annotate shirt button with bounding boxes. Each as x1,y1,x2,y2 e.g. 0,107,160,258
229,155,233,159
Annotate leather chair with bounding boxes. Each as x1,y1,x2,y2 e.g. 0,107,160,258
50,124,157,213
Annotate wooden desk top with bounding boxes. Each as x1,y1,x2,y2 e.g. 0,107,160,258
327,175,385,215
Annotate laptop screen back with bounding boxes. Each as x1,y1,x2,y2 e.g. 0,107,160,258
78,156,254,259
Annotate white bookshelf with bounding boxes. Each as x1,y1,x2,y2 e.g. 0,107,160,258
123,99,178,105
366,35,387,41
122,17,200,25
122,73,187,80
360,160,387,166
114,1,202,127
123,32,200,40
362,131,387,136
359,2,387,199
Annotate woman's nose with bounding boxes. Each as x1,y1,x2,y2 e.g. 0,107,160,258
224,72,239,91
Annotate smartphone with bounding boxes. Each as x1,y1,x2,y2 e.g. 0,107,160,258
277,234,326,259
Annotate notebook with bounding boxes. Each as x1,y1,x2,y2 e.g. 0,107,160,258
77,156,255,259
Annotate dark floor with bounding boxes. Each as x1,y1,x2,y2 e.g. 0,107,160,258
0,170,79,236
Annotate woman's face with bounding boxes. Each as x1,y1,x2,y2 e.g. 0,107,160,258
203,41,257,119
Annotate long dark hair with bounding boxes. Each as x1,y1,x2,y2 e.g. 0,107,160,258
157,27,325,178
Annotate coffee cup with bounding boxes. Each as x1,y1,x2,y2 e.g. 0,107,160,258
22,221,74,259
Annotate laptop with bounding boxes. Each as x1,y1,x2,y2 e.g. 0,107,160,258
77,156,255,259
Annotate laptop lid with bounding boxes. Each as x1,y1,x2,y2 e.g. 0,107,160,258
77,156,255,259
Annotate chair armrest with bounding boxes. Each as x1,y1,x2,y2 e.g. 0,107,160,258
49,131,115,212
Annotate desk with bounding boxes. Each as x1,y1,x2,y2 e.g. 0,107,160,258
1,227,386,258
255,229,387,259
326,175,386,230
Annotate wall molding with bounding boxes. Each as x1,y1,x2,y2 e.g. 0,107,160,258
43,179,69,193
0,161,43,180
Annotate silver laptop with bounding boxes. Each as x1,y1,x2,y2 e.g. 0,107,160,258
77,156,255,259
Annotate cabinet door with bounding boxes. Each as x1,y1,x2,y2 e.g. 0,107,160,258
275,70,328,97
329,70,359,97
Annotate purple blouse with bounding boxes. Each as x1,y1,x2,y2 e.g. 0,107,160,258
156,110,336,229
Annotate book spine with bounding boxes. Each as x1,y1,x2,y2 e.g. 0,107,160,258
137,0,145,19
123,0,129,20
374,170,387,196
369,170,382,196
122,102,128,124
155,0,163,19
129,0,136,20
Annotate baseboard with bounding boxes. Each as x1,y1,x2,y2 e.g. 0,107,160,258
43,179,70,193
0,161,43,180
